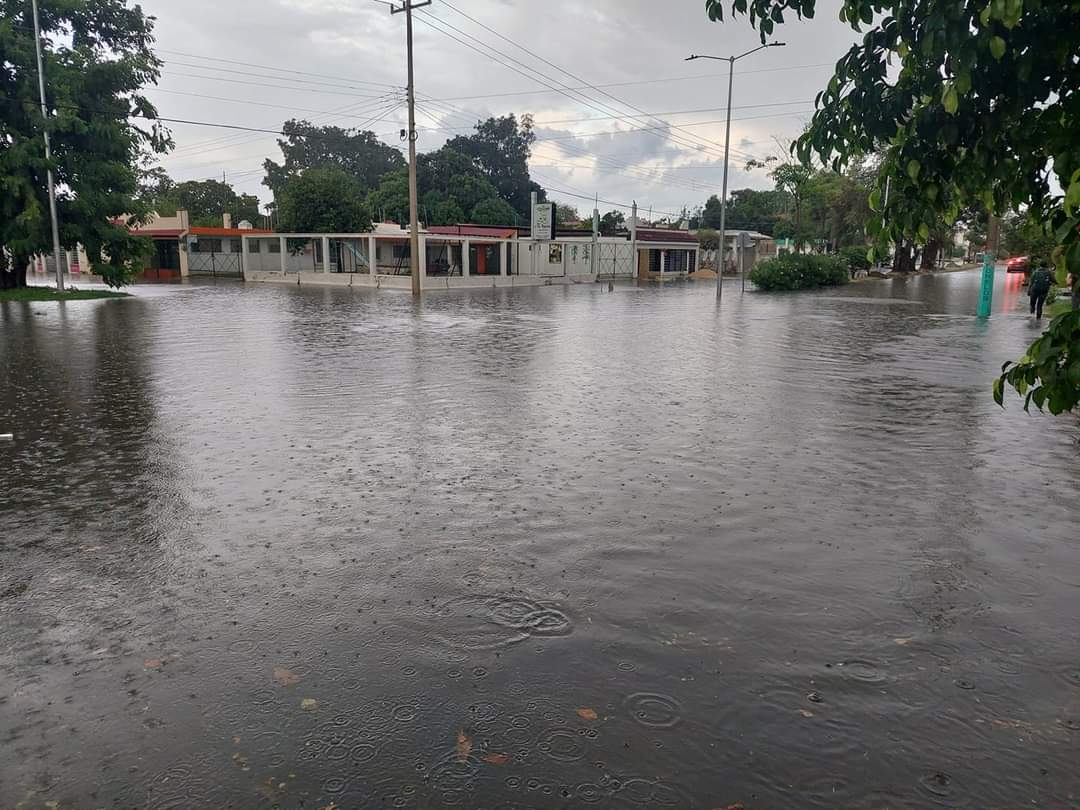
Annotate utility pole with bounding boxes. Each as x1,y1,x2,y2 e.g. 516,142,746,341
687,42,785,300
30,0,65,292
390,0,431,297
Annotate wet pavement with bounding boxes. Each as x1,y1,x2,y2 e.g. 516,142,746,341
1,269,1078,809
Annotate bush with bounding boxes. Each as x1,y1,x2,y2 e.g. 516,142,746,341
749,253,849,291
838,245,872,276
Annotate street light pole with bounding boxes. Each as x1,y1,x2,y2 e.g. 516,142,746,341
30,0,65,292
391,0,431,297
687,42,785,300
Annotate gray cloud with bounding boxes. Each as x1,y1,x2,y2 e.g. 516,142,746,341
139,0,858,213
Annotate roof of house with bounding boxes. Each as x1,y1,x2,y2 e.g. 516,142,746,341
189,226,274,237
131,228,185,238
427,224,517,239
636,228,698,244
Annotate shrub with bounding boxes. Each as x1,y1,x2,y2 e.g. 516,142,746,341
838,245,872,276
749,253,849,291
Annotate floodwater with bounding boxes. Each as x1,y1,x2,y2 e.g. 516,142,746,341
1,269,1078,809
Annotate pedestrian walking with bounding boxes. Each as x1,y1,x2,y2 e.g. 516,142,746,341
1028,264,1053,319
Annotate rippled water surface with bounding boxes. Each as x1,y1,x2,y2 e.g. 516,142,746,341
2,271,1078,808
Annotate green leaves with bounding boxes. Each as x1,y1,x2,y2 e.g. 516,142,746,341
989,36,1007,60
869,187,882,212
1065,174,1080,216
942,82,959,114
1002,0,1024,28
996,312,1080,415
906,159,921,182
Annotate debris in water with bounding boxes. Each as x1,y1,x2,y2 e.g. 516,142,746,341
798,708,815,718
807,691,823,704
273,668,302,687
481,752,510,765
300,698,319,711
576,707,599,721
143,658,164,670
455,729,472,761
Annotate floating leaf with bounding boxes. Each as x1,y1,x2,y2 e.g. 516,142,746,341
273,668,302,687
798,708,815,718
481,752,510,765
576,707,599,721
300,698,319,711
144,658,164,670
455,729,472,762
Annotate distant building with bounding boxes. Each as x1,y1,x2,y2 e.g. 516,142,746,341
128,211,274,280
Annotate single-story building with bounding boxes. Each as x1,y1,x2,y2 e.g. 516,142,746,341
698,229,777,272
129,211,274,280
240,220,703,290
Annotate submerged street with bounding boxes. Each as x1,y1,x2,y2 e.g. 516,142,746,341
1,270,1078,808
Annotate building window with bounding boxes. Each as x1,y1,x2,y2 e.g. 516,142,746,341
392,244,411,259
267,240,281,253
247,240,261,253
230,239,242,253
193,238,222,253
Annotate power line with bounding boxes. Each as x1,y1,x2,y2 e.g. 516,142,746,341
156,49,401,89
435,0,773,164
158,71,395,100
411,9,747,165
150,87,407,120
162,59,399,95
166,95,402,158
423,61,835,103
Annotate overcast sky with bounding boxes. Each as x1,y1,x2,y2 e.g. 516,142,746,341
137,0,862,219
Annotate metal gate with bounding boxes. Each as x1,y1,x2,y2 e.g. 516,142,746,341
596,242,635,278
188,251,242,278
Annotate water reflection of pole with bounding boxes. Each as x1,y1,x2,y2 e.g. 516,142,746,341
30,0,65,292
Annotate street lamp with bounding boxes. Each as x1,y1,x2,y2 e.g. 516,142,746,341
687,42,785,299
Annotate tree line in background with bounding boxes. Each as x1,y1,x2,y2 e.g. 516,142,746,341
136,115,545,235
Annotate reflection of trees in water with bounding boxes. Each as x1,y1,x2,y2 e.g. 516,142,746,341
0,300,174,546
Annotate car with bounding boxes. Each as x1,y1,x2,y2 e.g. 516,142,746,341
1006,255,1030,273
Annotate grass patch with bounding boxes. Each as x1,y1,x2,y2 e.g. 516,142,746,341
0,287,130,303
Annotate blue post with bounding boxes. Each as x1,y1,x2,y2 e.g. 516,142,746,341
976,215,999,319
977,254,995,318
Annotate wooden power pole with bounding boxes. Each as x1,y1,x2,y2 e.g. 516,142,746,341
391,0,431,297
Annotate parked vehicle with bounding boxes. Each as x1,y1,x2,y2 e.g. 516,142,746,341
1006,255,1030,273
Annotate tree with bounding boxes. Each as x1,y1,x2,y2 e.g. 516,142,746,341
770,162,814,249
0,0,169,288
420,191,465,227
276,166,370,233
599,210,625,235
555,204,579,228
711,188,794,235
367,170,410,225
444,115,543,220
705,0,1080,412
470,198,517,226
158,179,261,227
1001,213,1056,266
264,120,404,195
697,228,721,251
